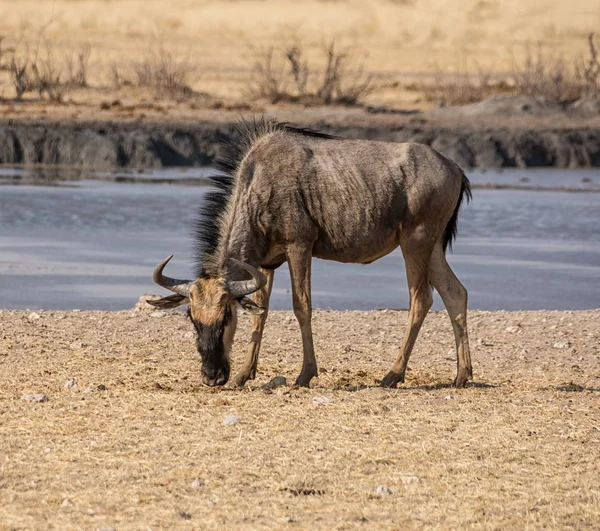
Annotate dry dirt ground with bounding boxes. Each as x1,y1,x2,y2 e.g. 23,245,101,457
1,308,599,529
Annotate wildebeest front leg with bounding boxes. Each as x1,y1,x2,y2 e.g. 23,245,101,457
286,245,318,387
234,268,275,387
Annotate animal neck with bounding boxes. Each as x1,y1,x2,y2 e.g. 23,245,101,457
198,190,266,277
214,206,264,274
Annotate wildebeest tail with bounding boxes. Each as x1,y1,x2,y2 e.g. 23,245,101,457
443,171,472,253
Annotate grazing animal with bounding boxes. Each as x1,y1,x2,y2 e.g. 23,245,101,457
149,119,472,389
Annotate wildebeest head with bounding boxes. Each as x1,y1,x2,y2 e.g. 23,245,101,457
150,256,266,386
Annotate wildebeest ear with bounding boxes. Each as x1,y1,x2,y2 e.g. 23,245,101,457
237,297,266,315
146,294,190,309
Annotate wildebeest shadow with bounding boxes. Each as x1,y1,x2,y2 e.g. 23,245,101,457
549,384,600,393
332,381,500,392
403,381,500,391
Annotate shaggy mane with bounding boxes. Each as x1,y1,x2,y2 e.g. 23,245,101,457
193,118,337,276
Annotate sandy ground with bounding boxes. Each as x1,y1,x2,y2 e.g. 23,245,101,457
1,307,599,529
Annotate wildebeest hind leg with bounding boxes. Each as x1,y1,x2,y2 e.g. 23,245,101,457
381,231,434,388
428,243,472,388
286,244,318,388
234,268,275,387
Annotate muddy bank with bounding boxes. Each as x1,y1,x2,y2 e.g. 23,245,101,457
1,113,600,169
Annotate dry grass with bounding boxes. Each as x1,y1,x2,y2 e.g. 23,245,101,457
0,0,599,111
1,308,599,529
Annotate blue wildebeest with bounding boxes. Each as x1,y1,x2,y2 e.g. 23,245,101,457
149,119,472,389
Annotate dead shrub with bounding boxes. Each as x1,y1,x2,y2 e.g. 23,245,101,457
581,33,599,99
65,44,91,88
248,46,287,102
318,41,373,105
7,39,92,102
416,60,497,106
109,63,131,88
132,47,195,100
31,42,69,102
9,56,35,99
512,44,582,103
248,39,373,105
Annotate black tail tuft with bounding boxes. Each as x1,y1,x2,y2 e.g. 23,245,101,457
443,172,472,253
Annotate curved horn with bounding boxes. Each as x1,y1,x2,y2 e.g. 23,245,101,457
227,258,267,298
152,255,194,297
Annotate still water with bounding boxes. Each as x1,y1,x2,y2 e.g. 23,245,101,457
0,167,599,311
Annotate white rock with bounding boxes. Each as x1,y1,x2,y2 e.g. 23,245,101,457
401,475,421,484
313,396,333,404
191,479,205,488
131,294,162,312
223,415,241,426
444,395,455,400
505,326,520,333
150,311,167,318
61,498,73,507
64,379,78,390
376,485,392,495
553,341,571,349
22,393,48,403
27,312,41,321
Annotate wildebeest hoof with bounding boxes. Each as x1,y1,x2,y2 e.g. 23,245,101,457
295,370,317,388
202,372,228,387
453,370,472,389
380,371,404,388
233,371,251,388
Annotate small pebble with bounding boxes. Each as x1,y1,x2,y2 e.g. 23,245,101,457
191,479,205,489
553,341,571,349
376,485,392,495
444,395,455,400
22,393,48,403
27,312,41,321
61,498,73,507
401,475,421,484
313,396,333,404
505,326,520,333
223,415,241,426
150,311,167,318
64,379,78,391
